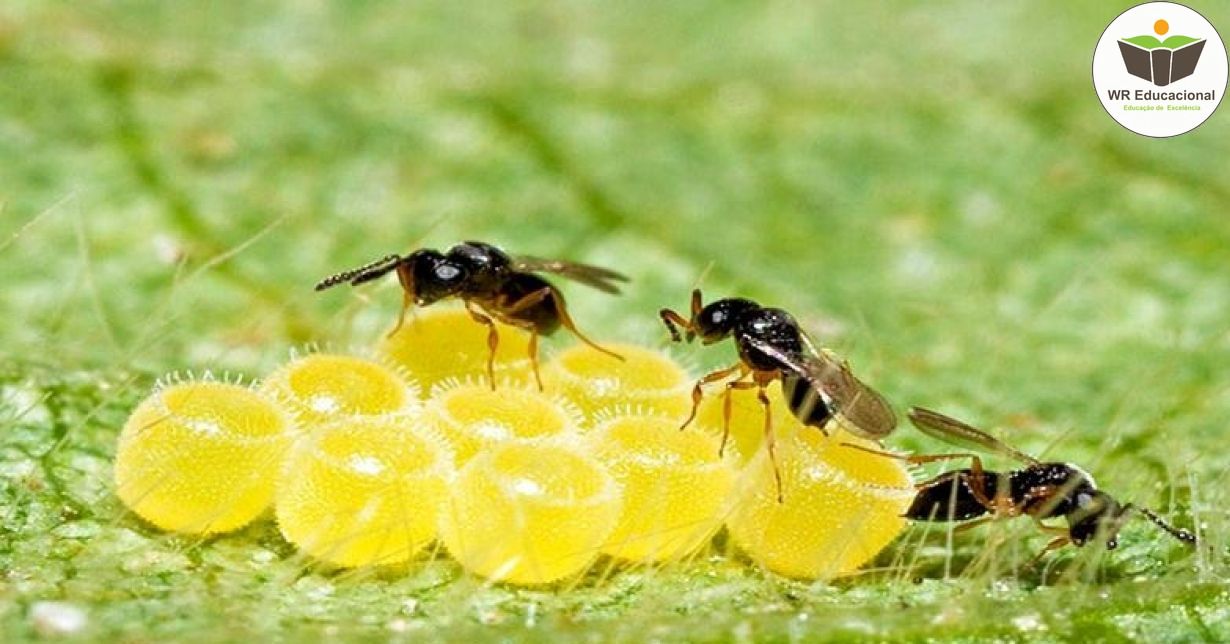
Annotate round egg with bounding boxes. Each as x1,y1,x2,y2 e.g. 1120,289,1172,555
426,380,580,464
260,352,419,425
114,379,295,534
438,440,622,585
377,307,536,392
276,414,453,568
589,413,737,562
726,429,913,579
544,343,690,424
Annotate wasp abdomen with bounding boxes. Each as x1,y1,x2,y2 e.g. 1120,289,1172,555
906,470,1000,522
782,374,834,428
494,273,562,334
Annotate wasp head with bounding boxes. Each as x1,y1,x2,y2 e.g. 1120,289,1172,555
407,249,467,306
692,297,760,345
1067,490,1129,549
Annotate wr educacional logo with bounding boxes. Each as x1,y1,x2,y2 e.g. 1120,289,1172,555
1115,18,1206,87
1093,2,1227,138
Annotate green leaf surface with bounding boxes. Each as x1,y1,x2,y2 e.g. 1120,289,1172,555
2,1,1228,641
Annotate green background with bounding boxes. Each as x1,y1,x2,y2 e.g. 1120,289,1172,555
2,1,1228,641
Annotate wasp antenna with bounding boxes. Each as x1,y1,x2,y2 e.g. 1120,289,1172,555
1138,507,1198,546
314,254,403,291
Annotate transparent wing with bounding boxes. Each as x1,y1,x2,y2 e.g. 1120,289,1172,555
512,256,628,294
907,407,1039,465
748,338,898,439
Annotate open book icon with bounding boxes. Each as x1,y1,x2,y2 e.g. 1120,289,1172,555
1118,35,1207,86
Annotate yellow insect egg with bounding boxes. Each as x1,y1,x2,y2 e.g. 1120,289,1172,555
589,414,737,563
726,430,913,580
276,414,453,568
693,381,803,464
426,380,581,464
544,343,690,424
259,352,419,425
439,440,622,585
114,378,295,534
377,307,535,393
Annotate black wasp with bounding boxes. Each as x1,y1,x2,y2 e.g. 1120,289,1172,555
853,407,1197,560
316,241,626,390
660,289,897,500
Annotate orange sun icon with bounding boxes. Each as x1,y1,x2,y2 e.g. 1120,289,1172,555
1154,19,1169,35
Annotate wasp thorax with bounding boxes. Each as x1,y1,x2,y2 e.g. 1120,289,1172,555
446,240,513,292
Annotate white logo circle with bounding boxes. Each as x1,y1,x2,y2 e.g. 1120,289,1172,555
1093,2,1227,138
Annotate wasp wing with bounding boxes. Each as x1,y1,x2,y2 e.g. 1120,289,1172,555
907,407,1039,465
748,338,898,439
512,256,629,295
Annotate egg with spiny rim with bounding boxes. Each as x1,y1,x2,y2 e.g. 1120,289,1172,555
114,378,295,534
544,343,691,423
275,414,453,568
726,429,913,580
589,413,737,562
259,352,419,425
426,378,582,465
378,307,536,392
438,440,622,585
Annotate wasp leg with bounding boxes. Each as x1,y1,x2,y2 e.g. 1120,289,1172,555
464,301,500,391
680,363,743,431
722,377,783,500
1030,516,1069,537
532,285,624,362
719,364,754,457
387,264,416,337
1028,535,1072,568
838,445,998,512
659,309,691,342
952,515,996,534
1011,485,1062,519
498,317,544,391
751,371,784,503
499,288,557,391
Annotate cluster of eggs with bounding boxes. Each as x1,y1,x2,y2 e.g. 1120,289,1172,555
114,308,914,584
